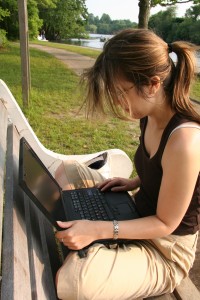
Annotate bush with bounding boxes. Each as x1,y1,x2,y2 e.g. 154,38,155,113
0,29,8,48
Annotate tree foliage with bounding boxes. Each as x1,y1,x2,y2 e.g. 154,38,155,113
0,7,9,47
151,0,200,7
85,13,137,34
0,0,88,40
149,4,200,44
185,3,200,19
0,0,20,40
28,0,43,39
0,7,10,21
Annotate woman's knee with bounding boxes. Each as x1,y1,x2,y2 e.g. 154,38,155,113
55,160,78,189
55,159,105,190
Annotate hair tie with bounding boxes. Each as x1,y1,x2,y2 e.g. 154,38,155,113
168,43,173,53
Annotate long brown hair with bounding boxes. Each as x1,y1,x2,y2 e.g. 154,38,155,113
82,28,200,122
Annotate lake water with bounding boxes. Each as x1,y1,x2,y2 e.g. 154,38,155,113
65,34,113,49
64,34,200,72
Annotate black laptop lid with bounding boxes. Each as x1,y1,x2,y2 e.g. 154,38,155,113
19,138,66,229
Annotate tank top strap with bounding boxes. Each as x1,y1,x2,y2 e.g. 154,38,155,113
156,114,194,160
169,124,200,138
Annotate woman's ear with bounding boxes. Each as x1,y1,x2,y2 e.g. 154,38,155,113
149,76,162,95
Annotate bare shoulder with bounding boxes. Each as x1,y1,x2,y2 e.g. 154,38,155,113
169,121,200,147
163,121,200,164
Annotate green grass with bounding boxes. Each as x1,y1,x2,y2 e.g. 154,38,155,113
191,76,200,101
0,43,139,162
31,39,101,59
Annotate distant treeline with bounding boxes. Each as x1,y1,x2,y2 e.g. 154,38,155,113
85,13,137,34
86,5,200,45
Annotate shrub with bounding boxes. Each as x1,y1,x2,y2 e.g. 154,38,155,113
0,29,8,48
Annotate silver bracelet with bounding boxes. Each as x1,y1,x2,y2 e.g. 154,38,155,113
113,220,119,240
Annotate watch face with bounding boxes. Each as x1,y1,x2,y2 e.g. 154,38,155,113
113,220,119,240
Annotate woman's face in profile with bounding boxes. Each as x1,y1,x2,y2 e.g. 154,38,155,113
115,78,154,120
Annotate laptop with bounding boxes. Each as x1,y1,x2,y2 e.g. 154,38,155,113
19,137,140,256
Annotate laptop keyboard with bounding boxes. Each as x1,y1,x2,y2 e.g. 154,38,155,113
70,189,110,220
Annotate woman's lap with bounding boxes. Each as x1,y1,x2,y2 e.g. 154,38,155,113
55,160,198,300
57,234,197,300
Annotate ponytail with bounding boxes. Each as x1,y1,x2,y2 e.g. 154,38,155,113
165,41,200,122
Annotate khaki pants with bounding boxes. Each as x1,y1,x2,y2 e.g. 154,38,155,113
56,161,198,300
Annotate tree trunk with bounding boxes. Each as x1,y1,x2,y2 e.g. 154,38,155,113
138,0,151,28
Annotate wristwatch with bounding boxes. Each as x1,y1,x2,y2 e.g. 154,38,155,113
113,220,119,240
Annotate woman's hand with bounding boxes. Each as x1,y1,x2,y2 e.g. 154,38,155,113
55,220,112,250
97,176,140,192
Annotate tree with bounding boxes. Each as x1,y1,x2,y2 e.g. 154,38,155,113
176,4,200,43
149,6,179,40
96,13,112,34
138,0,200,28
138,0,151,28
111,19,137,33
0,0,19,39
27,0,43,39
148,4,200,43
0,7,10,46
40,0,88,40
185,3,200,20
100,13,112,24
0,7,10,21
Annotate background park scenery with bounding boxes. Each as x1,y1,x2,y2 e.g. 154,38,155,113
0,0,200,43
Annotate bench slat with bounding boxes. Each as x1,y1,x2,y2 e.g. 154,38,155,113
174,277,200,300
0,101,7,268
1,124,32,299
25,198,59,299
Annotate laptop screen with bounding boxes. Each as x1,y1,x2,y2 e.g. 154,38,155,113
19,138,65,223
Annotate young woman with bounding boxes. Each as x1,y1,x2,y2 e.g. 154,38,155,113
55,29,200,300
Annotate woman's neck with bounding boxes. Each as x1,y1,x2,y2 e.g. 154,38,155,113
147,92,175,130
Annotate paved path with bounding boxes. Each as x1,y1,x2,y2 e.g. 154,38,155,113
29,44,95,76
30,43,200,291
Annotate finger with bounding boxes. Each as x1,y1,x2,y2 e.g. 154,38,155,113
100,180,121,191
55,221,73,239
97,179,112,189
100,184,113,191
111,186,126,192
57,220,73,229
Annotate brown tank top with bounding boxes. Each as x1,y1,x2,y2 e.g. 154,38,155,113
134,113,200,235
